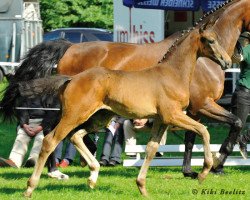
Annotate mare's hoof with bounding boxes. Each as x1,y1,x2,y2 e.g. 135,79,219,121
183,171,198,179
212,152,221,169
210,168,225,175
87,178,96,189
197,174,206,184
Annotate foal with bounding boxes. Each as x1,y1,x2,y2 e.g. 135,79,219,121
24,26,231,197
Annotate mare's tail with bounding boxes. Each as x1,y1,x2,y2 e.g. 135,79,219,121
0,39,72,121
13,38,72,81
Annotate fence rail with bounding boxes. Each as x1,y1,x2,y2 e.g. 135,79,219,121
123,144,250,167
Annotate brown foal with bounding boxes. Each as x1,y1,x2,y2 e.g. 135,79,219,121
23,25,231,197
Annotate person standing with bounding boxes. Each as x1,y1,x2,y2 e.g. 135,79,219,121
123,119,167,157
99,116,125,166
214,32,250,173
0,96,53,168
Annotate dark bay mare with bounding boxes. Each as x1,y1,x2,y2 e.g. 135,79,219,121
1,0,250,178
19,24,232,197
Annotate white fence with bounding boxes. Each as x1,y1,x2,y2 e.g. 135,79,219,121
123,144,250,167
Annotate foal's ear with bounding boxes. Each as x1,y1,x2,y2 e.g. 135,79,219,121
199,16,216,33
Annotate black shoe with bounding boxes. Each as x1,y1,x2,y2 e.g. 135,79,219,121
108,160,119,167
155,152,163,157
238,135,248,159
183,171,198,179
210,167,225,175
24,159,36,168
99,159,108,166
127,155,136,158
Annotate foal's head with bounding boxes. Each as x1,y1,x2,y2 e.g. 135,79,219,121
198,27,232,69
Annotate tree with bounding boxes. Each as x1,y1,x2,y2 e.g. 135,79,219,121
40,0,113,32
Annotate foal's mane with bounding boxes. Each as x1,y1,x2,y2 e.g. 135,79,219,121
158,0,239,63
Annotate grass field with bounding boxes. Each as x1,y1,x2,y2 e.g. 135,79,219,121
0,121,250,200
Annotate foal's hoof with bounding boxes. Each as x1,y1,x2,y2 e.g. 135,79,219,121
183,171,198,179
136,178,148,197
197,174,206,184
87,178,96,189
23,191,32,198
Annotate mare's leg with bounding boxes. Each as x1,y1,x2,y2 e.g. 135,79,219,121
182,111,199,178
69,129,100,189
199,99,242,132
182,98,241,177
136,119,167,196
202,96,248,170
47,151,57,172
182,131,197,178
161,110,213,183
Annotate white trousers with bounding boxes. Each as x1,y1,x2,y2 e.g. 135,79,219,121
9,119,44,168
123,120,167,155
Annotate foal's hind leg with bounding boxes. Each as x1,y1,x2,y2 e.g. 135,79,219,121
70,129,100,189
136,119,167,196
24,111,93,197
24,129,60,197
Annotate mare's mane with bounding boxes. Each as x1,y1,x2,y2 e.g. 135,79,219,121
158,0,239,63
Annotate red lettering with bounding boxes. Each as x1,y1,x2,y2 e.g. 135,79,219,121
143,31,149,43
149,31,155,43
117,30,129,42
116,25,155,44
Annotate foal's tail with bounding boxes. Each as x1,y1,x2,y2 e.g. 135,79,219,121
0,75,71,122
18,75,72,98
0,82,21,122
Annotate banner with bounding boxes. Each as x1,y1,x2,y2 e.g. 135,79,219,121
201,0,227,12
123,0,227,11
123,0,200,11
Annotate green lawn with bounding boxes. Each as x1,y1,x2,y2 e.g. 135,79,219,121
0,121,250,200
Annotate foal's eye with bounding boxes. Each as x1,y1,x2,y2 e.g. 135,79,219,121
201,37,206,43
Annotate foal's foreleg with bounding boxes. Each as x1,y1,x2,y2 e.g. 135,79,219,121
136,119,167,196
164,111,213,183
70,129,100,189
198,100,242,169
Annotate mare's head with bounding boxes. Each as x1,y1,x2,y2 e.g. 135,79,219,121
240,0,250,32
198,26,232,70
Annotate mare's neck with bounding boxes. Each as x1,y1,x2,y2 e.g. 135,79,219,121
213,1,249,56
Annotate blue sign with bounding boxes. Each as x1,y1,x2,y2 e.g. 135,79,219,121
123,0,134,7
201,0,227,12
123,0,227,11
123,0,200,11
